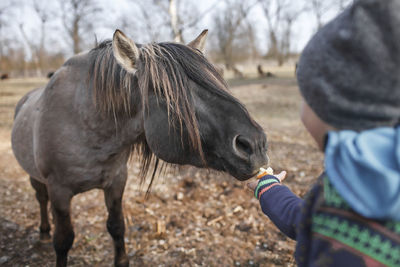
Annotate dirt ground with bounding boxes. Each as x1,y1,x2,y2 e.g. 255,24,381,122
0,75,323,266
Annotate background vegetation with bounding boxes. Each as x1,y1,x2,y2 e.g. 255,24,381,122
0,0,352,77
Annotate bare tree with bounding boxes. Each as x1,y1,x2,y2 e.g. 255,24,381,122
120,0,226,46
244,21,260,61
307,0,336,31
0,0,15,62
16,0,59,76
259,0,305,65
124,0,171,43
18,23,42,76
32,0,51,65
132,2,167,42
59,0,102,54
168,0,182,42
213,0,257,69
148,0,218,43
279,11,299,65
258,0,285,60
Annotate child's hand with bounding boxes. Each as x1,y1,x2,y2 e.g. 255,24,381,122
247,171,287,192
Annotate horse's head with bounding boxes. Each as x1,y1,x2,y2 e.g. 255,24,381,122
112,30,268,180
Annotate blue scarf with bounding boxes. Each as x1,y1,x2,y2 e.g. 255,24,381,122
325,127,400,221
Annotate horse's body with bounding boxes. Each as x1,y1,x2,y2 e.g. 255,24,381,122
11,30,268,267
13,52,138,193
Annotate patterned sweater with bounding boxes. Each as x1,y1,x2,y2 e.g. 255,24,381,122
255,174,400,266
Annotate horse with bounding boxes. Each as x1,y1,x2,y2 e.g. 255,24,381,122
257,65,276,78
11,29,268,267
47,71,55,79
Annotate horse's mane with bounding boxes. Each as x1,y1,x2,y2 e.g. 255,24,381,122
88,40,248,194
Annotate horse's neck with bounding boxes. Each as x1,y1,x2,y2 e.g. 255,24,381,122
70,51,145,149
81,93,144,150
113,113,145,147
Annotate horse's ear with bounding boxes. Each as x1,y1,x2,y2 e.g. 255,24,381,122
112,29,139,73
187,29,208,53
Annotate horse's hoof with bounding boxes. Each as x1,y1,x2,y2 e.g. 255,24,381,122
115,257,129,267
39,232,52,243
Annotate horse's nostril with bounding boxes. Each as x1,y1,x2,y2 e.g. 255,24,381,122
233,135,253,158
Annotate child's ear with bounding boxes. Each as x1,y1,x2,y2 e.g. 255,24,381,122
112,29,140,73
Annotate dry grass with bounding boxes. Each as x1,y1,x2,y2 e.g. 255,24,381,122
0,73,323,266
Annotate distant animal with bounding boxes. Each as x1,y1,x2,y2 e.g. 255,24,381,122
257,65,264,77
1,73,9,80
232,66,244,78
266,71,276,78
257,65,276,78
11,29,268,267
47,71,55,79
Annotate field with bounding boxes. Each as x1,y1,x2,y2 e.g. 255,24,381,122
0,73,323,266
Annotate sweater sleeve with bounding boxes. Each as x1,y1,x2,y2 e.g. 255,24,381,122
256,176,304,240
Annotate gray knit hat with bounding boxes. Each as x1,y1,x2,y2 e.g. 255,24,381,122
297,0,400,130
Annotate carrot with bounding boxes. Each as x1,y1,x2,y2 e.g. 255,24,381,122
257,167,274,179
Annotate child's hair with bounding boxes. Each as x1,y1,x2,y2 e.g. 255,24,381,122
296,0,400,131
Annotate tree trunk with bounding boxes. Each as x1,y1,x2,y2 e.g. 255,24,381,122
268,31,279,58
73,17,80,54
278,55,284,67
168,0,183,43
0,25,3,61
19,24,42,76
38,19,46,71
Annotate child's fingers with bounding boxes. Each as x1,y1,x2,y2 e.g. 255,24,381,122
247,180,258,191
275,171,287,182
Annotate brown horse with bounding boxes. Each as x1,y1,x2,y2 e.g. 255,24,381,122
11,30,268,266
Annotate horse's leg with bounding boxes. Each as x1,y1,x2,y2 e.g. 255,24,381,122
48,186,74,267
104,172,129,267
30,177,51,241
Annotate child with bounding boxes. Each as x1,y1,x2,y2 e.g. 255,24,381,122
248,0,400,266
